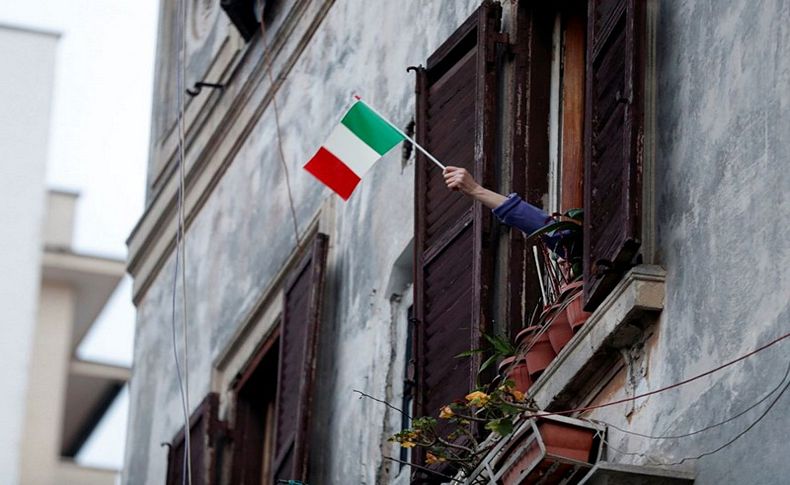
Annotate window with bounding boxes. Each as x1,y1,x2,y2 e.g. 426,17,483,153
409,0,645,479
511,0,645,314
212,232,329,485
230,330,280,484
220,0,266,41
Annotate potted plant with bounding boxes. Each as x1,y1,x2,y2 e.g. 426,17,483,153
494,416,602,485
525,209,592,337
497,356,532,393
515,325,556,380
389,384,532,480
457,332,518,375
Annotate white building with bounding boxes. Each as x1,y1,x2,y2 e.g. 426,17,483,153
0,24,128,485
0,23,61,484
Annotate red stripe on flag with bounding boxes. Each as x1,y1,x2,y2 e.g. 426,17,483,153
303,147,361,200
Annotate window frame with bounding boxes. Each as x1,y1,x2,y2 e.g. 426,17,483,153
229,326,281,484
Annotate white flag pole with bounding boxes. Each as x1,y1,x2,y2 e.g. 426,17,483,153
355,96,447,171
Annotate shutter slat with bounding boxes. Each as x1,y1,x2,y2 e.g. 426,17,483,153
584,0,644,310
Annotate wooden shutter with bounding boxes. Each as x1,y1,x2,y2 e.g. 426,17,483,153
271,233,329,482
508,2,554,334
412,2,501,480
165,393,222,485
583,0,645,310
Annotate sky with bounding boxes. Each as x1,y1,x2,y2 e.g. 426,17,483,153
0,0,160,471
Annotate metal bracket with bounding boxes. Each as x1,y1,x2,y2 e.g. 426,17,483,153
615,89,633,104
186,81,225,97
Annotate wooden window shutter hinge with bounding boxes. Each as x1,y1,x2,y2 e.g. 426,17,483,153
488,32,510,62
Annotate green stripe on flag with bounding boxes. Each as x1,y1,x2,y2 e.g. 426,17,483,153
341,101,405,156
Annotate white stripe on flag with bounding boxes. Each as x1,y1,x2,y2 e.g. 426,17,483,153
323,123,381,177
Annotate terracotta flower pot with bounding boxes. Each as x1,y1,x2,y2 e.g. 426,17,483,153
537,419,595,463
499,417,598,485
565,291,592,334
515,326,556,380
546,307,573,354
559,279,583,297
498,356,533,393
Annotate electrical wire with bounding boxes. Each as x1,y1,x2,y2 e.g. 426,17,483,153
170,0,191,483
259,20,300,246
528,330,790,418
590,372,790,467
591,356,790,441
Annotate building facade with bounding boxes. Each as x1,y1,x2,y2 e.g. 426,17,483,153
125,1,790,484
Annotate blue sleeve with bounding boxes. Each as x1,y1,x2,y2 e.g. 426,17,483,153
492,194,552,234
491,194,566,254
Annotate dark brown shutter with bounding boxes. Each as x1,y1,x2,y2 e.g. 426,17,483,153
508,2,554,334
165,393,222,485
412,1,501,480
271,233,329,482
583,0,645,310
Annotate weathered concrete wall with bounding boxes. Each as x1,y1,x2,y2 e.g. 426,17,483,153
125,1,482,483
588,1,790,483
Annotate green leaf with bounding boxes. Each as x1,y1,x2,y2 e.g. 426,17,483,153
478,354,498,374
564,208,584,221
485,417,514,436
483,333,516,355
455,348,484,358
525,220,581,242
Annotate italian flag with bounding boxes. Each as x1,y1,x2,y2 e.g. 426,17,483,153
304,99,406,200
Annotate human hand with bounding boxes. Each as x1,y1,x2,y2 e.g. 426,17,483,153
443,166,480,195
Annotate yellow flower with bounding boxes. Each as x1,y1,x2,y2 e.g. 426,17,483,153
400,441,416,449
510,389,526,402
465,391,490,406
426,452,446,465
439,406,454,419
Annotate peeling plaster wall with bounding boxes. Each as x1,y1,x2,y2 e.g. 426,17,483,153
125,1,481,484
587,1,790,483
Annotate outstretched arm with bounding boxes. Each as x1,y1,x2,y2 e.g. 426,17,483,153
442,165,554,238
442,166,507,209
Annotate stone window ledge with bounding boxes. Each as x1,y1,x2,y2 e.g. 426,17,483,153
530,264,667,410
579,461,694,484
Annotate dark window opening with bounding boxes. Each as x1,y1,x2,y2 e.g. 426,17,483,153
221,0,279,41
400,306,416,469
231,331,280,485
